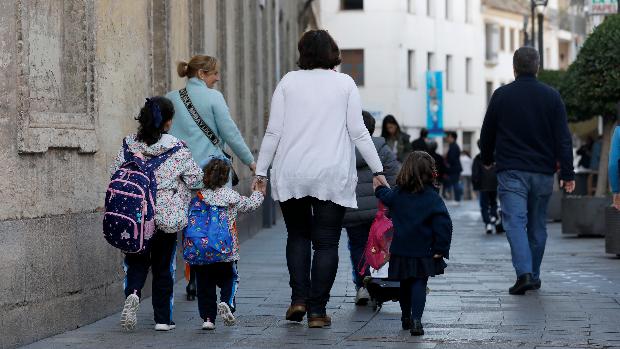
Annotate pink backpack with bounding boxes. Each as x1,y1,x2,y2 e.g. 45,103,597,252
359,202,394,275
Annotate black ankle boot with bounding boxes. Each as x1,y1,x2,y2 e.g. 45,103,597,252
401,317,411,330
410,319,424,336
186,280,196,301
509,273,536,295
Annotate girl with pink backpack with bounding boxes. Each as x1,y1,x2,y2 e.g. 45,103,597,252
373,151,452,336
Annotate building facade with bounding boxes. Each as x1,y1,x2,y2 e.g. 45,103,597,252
0,1,315,348
482,0,586,105
320,0,487,154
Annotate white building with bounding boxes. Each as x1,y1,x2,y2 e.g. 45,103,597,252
320,0,487,154
482,0,585,105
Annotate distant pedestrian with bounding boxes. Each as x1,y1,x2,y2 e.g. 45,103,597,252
187,157,265,330
427,140,446,187
460,150,473,200
342,111,400,306
472,140,500,234
576,137,593,169
254,29,387,328
444,131,463,203
166,55,256,301
374,151,452,336
480,47,575,295
110,97,203,332
411,128,429,152
381,115,413,162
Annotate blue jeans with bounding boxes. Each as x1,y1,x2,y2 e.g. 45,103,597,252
346,223,371,289
445,175,463,202
497,170,553,280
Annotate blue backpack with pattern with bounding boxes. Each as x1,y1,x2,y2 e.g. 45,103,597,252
103,139,181,254
183,192,234,265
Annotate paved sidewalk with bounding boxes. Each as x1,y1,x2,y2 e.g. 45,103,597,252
21,202,620,349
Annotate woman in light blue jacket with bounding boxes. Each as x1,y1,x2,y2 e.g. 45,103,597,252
166,55,255,301
166,55,256,171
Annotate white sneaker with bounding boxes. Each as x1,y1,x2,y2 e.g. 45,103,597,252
217,302,236,326
355,287,370,306
202,319,215,330
485,223,494,234
154,323,176,331
120,293,140,331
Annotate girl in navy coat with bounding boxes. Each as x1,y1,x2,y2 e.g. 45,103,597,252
374,151,453,336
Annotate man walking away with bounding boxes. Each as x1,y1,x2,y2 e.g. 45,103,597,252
480,47,575,295
411,128,429,152
444,131,463,203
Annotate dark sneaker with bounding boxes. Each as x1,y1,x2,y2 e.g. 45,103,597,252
307,314,332,328
401,317,412,330
285,304,306,322
509,273,536,295
186,281,196,301
410,319,424,336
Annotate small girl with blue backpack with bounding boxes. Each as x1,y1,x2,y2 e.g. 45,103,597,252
373,151,452,336
183,157,265,330
107,97,203,332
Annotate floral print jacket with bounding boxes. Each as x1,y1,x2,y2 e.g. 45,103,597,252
198,187,264,261
110,134,203,234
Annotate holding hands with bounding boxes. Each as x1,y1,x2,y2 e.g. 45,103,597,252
372,174,389,191
252,176,268,196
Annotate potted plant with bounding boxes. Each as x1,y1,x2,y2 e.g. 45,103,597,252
557,15,620,238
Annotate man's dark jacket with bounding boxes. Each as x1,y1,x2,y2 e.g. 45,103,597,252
480,74,574,181
445,142,462,178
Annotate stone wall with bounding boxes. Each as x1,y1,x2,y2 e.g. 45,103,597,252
0,1,311,348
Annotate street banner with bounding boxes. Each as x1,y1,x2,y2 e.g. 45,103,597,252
426,71,444,137
588,0,618,15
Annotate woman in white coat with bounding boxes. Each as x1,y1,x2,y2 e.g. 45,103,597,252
255,30,388,328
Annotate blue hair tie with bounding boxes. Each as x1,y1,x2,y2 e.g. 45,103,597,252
146,98,163,128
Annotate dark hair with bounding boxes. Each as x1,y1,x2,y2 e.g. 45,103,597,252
297,30,342,70
428,140,438,152
513,46,540,76
380,114,401,139
136,96,174,146
420,128,428,138
203,158,231,190
362,110,376,134
396,151,437,193
447,131,458,141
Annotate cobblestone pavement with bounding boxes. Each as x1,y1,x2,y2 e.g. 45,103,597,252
21,201,620,349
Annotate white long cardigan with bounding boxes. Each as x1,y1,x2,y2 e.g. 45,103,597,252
256,69,383,208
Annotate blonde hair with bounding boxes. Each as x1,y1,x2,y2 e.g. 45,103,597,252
177,55,219,78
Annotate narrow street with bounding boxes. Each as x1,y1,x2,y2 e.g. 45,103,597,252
21,202,620,349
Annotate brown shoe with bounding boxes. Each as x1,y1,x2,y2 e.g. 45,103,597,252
307,314,332,328
285,304,306,322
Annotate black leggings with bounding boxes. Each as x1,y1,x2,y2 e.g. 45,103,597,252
399,277,429,320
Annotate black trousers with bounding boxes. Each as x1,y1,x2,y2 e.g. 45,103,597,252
280,196,346,315
399,277,429,321
124,231,177,325
346,223,372,289
194,262,238,321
